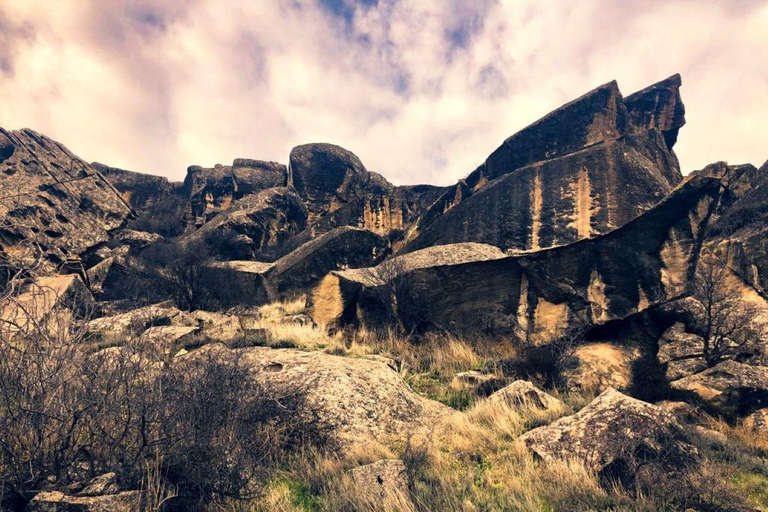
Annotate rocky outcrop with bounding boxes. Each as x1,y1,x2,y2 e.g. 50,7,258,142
187,187,308,259
670,360,768,416
561,343,642,393
521,389,698,480
402,76,685,253
180,344,455,448
288,143,393,223
657,323,708,381
743,408,768,432
26,490,141,511
184,159,287,225
350,460,414,510
311,176,721,343
486,380,564,412
0,128,134,273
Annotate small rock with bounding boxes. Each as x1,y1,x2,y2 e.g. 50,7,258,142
486,380,564,412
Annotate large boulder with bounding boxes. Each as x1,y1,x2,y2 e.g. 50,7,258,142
288,143,393,223
521,389,698,482
486,380,564,412
670,360,768,416
311,176,721,343
401,76,685,253
0,128,134,274
186,187,308,259
184,159,286,226
180,344,455,448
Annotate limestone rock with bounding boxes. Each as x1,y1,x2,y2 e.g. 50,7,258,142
180,344,455,448
0,128,134,274
26,490,141,511
401,76,685,253
187,187,308,259
487,380,564,411
350,460,413,510
311,176,721,343
561,343,641,393
521,389,698,478
657,323,707,381
670,360,768,416
288,143,393,223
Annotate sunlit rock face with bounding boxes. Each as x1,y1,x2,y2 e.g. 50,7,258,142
402,75,686,254
310,177,721,345
0,128,134,274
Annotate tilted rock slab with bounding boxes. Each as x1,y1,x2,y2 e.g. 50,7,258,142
0,128,134,273
310,176,721,344
206,226,390,307
402,75,686,253
180,344,456,448
520,388,697,475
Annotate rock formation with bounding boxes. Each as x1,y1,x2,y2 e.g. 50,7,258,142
401,75,685,253
0,128,134,274
310,176,721,343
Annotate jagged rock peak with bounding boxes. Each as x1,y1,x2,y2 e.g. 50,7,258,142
624,73,685,149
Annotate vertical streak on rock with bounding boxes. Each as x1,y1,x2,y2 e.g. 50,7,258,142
531,169,543,250
516,273,529,340
575,167,592,239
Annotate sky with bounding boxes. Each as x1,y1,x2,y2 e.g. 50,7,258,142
0,0,766,185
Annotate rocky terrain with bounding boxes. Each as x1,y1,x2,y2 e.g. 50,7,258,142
1,74,767,512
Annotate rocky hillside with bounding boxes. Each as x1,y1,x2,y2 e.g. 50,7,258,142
1,74,767,512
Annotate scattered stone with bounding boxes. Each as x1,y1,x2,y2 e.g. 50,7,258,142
521,389,698,480
350,459,413,510
486,380,564,411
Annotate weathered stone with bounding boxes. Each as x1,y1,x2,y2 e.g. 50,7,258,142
78,473,119,497
657,322,708,381
656,400,706,426
180,344,455,448
111,229,162,250
288,143,393,223
184,159,286,225
26,490,141,511
139,325,200,352
187,187,308,259
204,261,275,307
350,460,414,510
85,303,182,340
401,77,685,254
172,310,243,342
0,275,93,335
307,243,506,329
486,380,564,411
624,74,686,149
0,128,134,273
743,408,768,432
312,177,721,343
521,389,698,478
670,360,768,416
561,343,642,393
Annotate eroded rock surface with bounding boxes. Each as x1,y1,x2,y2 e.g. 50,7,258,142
521,389,698,476
26,490,141,512
486,380,564,412
350,460,414,510
0,128,134,273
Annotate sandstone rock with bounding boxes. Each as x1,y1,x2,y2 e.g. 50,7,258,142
184,159,286,225
401,77,685,253
657,322,707,381
288,143,393,223
172,310,243,342
521,389,698,480
187,187,307,260
743,408,768,432
487,380,564,411
656,400,706,426
670,360,768,416
561,343,641,393
1,275,93,336
139,325,200,352
180,344,455,448
350,459,414,511
86,303,182,339
26,490,141,511
78,473,119,497
312,177,721,343
624,73,686,149
0,128,134,274
204,260,274,307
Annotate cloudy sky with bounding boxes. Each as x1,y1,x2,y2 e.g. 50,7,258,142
0,1,766,185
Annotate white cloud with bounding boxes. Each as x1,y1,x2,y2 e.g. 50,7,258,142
0,0,766,185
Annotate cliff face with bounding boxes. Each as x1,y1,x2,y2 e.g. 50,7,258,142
0,128,134,273
402,75,685,254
